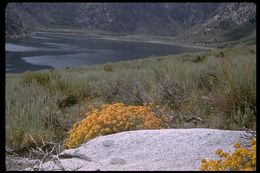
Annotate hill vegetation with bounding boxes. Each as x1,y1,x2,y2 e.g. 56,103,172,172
6,43,256,153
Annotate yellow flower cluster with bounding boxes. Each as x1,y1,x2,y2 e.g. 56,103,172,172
200,138,256,171
64,103,167,148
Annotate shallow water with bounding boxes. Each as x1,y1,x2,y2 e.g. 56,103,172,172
6,32,201,73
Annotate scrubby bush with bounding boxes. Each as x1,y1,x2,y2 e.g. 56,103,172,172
200,138,256,171
55,80,93,109
154,75,186,110
6,128,56,152
64,103,167,148
195,73,218,92
191,55,207,63
5,80,65,151
21,71,93,105
117,81,151,105
100,78,151,105
99,79,121,103
21,71,60,87
219,51,225,58
210,55,256,129
249,48,255,55
103,64,113,72
57,95,78,109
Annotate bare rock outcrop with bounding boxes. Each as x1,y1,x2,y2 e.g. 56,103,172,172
31,128,247,171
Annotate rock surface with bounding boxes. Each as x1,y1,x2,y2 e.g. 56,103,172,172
34,128,246,171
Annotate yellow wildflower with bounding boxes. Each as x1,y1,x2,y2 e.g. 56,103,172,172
200,138,256,171
64,103,166,148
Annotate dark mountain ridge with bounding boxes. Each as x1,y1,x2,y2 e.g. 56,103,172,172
5,2,256,42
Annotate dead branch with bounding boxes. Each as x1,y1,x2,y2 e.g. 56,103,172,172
25,134,65,171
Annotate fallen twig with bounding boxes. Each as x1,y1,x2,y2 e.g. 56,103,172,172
25,134,65,171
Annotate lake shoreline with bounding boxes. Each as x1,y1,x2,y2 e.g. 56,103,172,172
6,31,206,73
34,29,215,50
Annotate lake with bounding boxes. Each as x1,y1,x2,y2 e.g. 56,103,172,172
5,32,201,73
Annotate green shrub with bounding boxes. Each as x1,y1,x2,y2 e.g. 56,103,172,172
20,71,61,87
155,76,186,109
57,95,78,109
6,129,56,151
209,55,256,129
219,51,225,58
249,48,255,54
100,78,151,105
191,55,207,63
103,64,113,72
5,81,63,151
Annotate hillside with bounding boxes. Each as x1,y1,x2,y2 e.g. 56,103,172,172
175,3,256,45
5,3,256,42
6,43,256,151
5,3,79,39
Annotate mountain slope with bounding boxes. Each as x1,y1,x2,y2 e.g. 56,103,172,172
175,2,256,43
5,3,79,39
75,3,219,35
5,2,256,42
